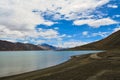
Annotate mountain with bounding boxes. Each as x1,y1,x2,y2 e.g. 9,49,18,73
69,30,120,50
0,40,43,51
38,43,62,50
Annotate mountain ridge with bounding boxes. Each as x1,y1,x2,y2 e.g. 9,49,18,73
38,43,60,50
0,40,43,51
69,30,120,50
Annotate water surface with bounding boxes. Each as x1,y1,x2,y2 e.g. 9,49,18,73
0,51,101,77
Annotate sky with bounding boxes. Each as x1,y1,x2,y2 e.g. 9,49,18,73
0,0,120,48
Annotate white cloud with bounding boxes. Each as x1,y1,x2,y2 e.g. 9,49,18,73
38,29,59,39
54,27,59,30
0,0,111,46
57,41,87,48
113,26,120,32
0,25,25,38
107,4,118,8
0,25,59,40
73,18,117,28
113,15,120,18
0,38,17,43
67,35,72,38
35,40,46,45
0,0,59,42
82,31,88,36
0,0,110,31
91,32,110,37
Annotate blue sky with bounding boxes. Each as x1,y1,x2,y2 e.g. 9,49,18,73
0,0,120,48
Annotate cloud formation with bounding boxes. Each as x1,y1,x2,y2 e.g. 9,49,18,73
1,0,119,47
107,4,118,8
0,0,110,31
113,26,120,32
73,18,117,28
57,40,88,48
82,31,88,36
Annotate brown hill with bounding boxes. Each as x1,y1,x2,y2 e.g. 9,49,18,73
69,30,120,50
0,40,43,51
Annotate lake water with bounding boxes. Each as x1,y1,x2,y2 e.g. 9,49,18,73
0,51,101,77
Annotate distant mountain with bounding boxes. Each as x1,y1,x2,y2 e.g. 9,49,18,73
38,43,62,50
0,40,43,51
69,30,120,50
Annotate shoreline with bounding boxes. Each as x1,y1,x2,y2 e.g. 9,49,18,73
0,51,100,78
0,57,71,78
0,51,120,80
0,53,91,79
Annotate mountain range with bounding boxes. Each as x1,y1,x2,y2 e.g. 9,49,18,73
0,30,120,51
0,40,61,51
38,43,61,50
0,40,44,51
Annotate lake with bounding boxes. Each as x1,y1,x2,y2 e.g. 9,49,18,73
0,51,101,77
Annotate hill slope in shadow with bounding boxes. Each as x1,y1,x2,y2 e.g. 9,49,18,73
69,30,120,50
0,40,43,51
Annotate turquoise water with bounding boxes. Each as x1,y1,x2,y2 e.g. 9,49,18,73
0,51,101,77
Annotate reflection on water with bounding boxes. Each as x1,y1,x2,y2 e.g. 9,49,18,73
0,51,101,77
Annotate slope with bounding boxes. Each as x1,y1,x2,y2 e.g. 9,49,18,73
0,40,43,51
69,30,120,50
